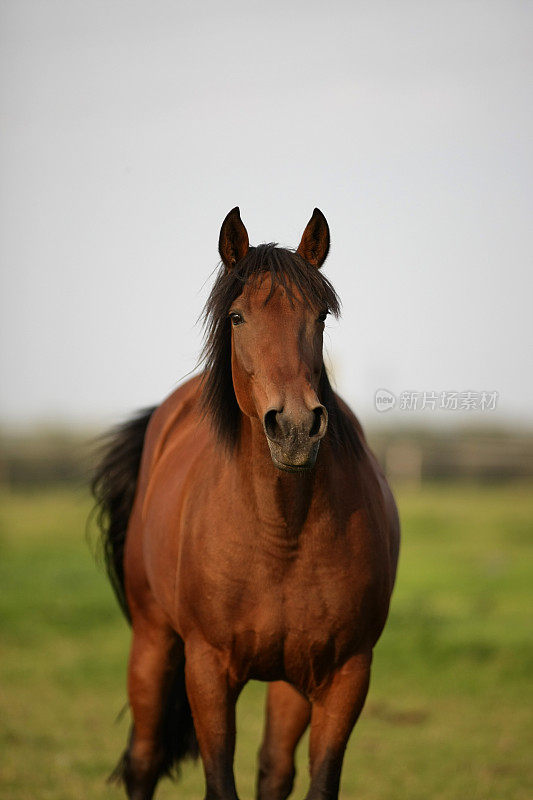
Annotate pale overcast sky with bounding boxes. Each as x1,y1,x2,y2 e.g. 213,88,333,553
1,0,531,428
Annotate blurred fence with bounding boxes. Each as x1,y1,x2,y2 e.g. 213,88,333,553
0,429,96,488
1,425,533,488
369,427,533,485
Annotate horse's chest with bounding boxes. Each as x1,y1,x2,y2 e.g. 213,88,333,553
204,553,368,689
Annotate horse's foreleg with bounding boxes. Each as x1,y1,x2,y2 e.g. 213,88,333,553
256,681,310,800
122,616,178,800
185,642,242,800
305,652,372,800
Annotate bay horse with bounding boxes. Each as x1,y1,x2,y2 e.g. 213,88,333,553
93,207,399,800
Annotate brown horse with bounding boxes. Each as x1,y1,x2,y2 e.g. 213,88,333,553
93,207,399,800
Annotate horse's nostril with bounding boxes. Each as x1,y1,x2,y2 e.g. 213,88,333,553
309,406,326,438
264,408,282,441
265,406,326,443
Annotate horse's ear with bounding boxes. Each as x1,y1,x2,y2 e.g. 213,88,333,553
218,207,250,270
297,208,330,268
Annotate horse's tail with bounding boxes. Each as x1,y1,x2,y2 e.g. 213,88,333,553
158,665,199,776
91,407,155,622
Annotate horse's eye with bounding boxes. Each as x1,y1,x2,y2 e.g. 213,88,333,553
317,311,328,323
230,312,244,327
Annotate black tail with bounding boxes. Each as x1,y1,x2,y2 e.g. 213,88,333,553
92,407,199,783
91,407,155,622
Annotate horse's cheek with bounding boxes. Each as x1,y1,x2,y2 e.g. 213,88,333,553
231,338,257,417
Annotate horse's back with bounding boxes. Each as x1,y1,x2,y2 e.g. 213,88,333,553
140,375,206,480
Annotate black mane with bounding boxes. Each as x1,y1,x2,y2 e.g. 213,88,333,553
200,244,361,458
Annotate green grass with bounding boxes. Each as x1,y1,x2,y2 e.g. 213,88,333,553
0,483,531,799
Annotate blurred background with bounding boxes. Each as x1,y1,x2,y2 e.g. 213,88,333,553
0,1,531,799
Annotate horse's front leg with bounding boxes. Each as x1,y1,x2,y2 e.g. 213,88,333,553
185,640,243,800
305,652,372,800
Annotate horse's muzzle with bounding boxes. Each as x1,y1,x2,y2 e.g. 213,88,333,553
263,405,328,472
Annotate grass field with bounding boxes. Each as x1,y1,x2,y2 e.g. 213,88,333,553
0,482,531,799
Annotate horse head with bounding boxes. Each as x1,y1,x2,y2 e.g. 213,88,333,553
217,207,332,471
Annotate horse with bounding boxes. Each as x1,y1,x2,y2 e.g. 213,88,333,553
92,207,400,800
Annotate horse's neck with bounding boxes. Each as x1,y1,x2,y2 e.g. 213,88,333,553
237,416,319,538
